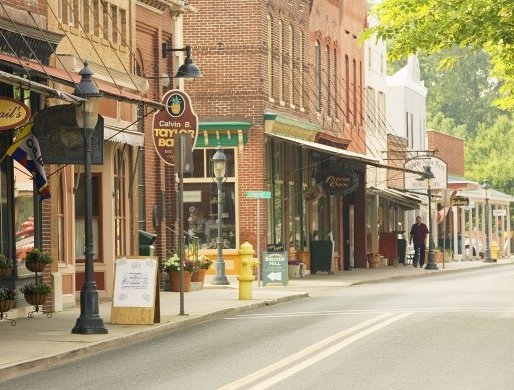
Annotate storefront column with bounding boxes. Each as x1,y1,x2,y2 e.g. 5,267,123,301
452,206,459,260
504,206,511,256
469,205,476,260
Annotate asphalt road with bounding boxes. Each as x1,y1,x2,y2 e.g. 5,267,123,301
2,265,514,390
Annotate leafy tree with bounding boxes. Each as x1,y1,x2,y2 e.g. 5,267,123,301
465,116,514,194
419,48,508,137
363,0,514,111
427,112,467,139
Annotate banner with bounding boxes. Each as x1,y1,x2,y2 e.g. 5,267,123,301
6,122,50,200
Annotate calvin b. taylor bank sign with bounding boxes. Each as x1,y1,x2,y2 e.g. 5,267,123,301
152,90,198,166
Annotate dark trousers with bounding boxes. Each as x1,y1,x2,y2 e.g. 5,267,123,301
414,243,426,267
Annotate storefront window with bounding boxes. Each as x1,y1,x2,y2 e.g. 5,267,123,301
184,148,237,249
14,161,34,272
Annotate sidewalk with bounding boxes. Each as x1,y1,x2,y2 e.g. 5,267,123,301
0,258,511,380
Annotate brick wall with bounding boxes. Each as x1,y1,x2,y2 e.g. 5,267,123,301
136,5,176,269
427,130,465,176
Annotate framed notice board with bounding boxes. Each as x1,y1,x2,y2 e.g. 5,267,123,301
110,257,160,325
262,251,288,286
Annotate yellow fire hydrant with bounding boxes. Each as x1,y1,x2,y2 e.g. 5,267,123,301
491,241,499,262
238,241,259,300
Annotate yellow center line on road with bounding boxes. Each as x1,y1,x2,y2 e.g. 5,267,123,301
248,312,411,390
218,312,400,390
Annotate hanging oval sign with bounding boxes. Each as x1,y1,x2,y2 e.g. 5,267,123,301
152,90,198,166
317,168,359,196
0,97,30,131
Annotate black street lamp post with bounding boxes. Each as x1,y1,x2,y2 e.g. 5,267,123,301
211,144,229,285
418,165,438,270
72,62,108,334
482,179,492,262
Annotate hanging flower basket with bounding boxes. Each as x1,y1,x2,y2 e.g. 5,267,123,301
0,299,15,313
24,248,53,273
0,254,13,278
0,267,13,278
24,293,48,306
26,262,47,273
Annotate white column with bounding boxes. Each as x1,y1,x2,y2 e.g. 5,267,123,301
461,207,467,259
505,206,511,256
480,202,487,253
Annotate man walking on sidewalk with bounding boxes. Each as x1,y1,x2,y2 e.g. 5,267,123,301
410,216,429,268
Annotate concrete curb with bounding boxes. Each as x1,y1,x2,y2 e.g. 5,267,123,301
350,261,512,285
0,292,308,381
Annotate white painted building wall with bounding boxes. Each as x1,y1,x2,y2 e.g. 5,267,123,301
386,55,427,152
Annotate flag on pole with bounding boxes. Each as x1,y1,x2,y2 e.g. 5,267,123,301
6,122,50,200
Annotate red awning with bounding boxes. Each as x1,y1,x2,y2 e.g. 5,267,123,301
0,53,164,110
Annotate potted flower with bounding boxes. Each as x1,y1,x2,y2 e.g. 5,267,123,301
0,254,13,278
20,282,53,306
366,252,381,268
163,254,193,292
0,287,16,314
24,248,52,273
288,260,301,278
192,254,212,284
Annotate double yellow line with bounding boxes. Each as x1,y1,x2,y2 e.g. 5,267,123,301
219,312,411,390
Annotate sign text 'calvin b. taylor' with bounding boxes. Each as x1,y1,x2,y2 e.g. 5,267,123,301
152,90,198,166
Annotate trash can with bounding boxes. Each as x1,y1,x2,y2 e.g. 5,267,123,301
139,230,157,256
397,238,407,265
310,240,333,274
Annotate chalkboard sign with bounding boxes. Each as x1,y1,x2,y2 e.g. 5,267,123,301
262,251,288,286
111,257,159,325
267,243,285,252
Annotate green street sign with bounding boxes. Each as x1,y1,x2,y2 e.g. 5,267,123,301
246,191,271,199
262,251,288,286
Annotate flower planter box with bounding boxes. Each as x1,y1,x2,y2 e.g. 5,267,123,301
191,269,207,285
24,293,48,306
288,264,300,278
169,271,192,292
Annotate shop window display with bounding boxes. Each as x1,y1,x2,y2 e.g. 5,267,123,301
184,148,236,250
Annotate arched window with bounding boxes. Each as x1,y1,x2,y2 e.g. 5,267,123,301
299,31,304,109
114,147,127,257
353,59,357,126
57,171,66,263
289,25,294,105
315,41,321,112
345,55,350,122
267,15,273,99
334,49,338,119
326,45,331,116
278,20,284,102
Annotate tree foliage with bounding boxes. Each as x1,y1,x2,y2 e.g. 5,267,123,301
363,0,514,110
465,116,514,194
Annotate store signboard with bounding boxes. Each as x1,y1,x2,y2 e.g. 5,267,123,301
262,251,288,286
404,156,447,190
152,90,198,167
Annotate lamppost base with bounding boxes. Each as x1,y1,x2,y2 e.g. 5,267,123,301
211,276,230,285
72,316,108,334
483,259,493,263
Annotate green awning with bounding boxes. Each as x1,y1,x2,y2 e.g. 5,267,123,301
196,121,251,147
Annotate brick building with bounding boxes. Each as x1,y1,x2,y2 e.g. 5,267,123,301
182,0,376,273
0,0,179,315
